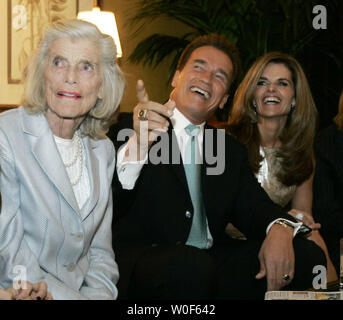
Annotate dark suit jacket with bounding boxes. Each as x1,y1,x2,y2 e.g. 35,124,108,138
313,123,343,273
110,118,293,298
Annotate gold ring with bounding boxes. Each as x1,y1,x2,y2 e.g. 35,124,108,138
138,109,148,121
282,274,290,281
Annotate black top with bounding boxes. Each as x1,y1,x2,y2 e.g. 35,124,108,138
313,123,343,273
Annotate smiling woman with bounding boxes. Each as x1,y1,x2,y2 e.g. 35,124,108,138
228,52,316,185
227,51,338,283
253,63,295,119
0,19,125,300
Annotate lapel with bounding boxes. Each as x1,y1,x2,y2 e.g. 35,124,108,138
79,135,100,221
21,110,80,215
201,124,218,209
166,121,189,192
21,108,100,219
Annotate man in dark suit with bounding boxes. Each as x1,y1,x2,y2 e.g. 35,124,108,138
111,34,326,299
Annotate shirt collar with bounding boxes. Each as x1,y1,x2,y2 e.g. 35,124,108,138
170,107,205,136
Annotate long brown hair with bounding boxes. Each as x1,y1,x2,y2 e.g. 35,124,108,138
333,91,343,130
227,52,317,186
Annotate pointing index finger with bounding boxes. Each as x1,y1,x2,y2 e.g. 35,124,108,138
137,79,149,104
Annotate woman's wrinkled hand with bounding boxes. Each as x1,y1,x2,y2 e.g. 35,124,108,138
14,281,53,300
0,287,17,300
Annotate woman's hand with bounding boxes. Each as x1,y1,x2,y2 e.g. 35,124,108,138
0,287,17,300
256,223,295,291
288,209,321,230
14,281,53,300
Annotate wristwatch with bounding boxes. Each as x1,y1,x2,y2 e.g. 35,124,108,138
274,219,312,237
274,219,294,230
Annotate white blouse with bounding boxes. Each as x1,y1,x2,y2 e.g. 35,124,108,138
54,132,90,209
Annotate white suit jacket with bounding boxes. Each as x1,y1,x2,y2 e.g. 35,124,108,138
0,107,119,300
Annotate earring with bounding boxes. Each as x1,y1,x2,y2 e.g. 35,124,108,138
252,101,257,115
251,101,257,123
288,104,295,117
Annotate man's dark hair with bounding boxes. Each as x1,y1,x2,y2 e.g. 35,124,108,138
177,33,242,88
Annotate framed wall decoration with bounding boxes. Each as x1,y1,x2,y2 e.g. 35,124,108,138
0,0,93,109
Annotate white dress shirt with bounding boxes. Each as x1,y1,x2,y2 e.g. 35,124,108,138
117,108,205,189
116,108,302,241
54,133,90,210
117,108,214,247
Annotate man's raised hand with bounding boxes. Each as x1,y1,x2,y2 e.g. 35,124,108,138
131,80,175,156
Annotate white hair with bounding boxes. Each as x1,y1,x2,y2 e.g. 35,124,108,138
22,19,125,139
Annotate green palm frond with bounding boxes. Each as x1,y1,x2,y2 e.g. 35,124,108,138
129,34,190,67
128,33,197,83
129,33,189,67
129,0,238,36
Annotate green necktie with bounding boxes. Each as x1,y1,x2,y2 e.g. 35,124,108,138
184,124,207,249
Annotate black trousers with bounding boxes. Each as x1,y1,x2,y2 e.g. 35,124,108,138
126,236,326,300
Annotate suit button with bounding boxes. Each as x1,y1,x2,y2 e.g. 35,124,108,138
74,232,83,241
151,243,158,247
66,263,76,272
176,241,182,245
185,211,192,218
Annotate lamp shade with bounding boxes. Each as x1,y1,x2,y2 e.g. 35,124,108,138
77,7,122,58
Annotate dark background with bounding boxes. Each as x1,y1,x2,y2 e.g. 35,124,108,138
128,0,343,131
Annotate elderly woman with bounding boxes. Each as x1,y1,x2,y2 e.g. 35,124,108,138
227,52,337,283
0,19,124,299
313,91,343,276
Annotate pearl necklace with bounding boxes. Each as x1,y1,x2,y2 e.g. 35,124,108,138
62,132,83,186
63,132,82,168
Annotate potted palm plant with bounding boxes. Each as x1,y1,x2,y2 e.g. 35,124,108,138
128,0,342,124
